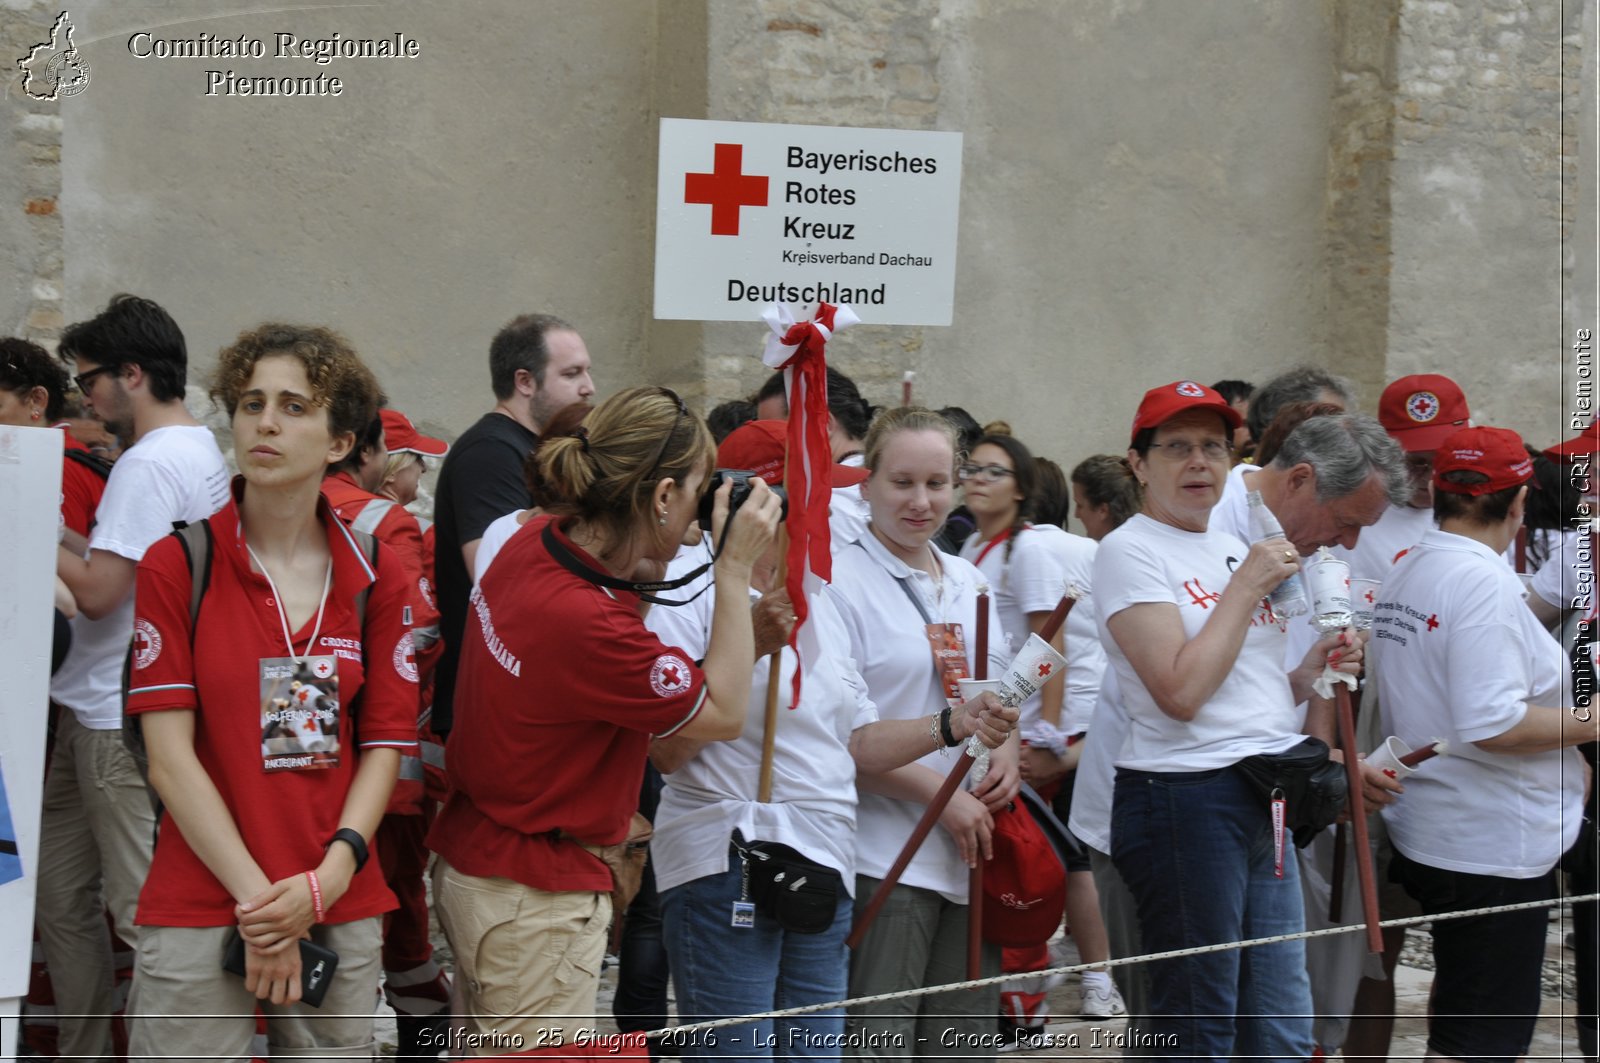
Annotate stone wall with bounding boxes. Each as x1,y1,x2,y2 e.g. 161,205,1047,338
1,1,64,350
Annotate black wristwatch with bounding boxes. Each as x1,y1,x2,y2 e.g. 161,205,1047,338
328,828,369,872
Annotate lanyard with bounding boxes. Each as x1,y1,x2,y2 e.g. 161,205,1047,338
856,539,946,623
247,543,333,667
972,525,1023,570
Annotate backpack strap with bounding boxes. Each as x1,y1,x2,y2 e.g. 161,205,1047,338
63,446,114,480
173,521,215,628
124,519,215,829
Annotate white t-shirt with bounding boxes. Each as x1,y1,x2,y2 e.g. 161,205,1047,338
1027,524,1105,735
1094,514,1302,771
645,542,877,896
828,455,870,555
473,509,526,586
961,525,1066,730
1212,462,1255,544
1530,528,1588,611
52,424,230,729
1065,666,1125,855
1334,503,1434,582
1373,529,1582,878
827,532,1007,902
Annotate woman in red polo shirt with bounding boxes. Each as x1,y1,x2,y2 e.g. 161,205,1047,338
0,336,108,542
125,324,418,1059
429,386,781,1052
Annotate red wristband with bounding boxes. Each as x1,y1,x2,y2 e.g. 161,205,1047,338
306,869,325,923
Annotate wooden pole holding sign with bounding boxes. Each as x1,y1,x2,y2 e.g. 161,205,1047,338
849,593,1075,951
756,530,789,804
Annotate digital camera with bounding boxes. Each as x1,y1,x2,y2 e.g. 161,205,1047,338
697,469,789,532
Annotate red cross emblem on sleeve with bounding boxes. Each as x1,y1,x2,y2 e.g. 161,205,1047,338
685,143,769,236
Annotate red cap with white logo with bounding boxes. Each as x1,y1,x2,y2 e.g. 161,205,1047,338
1377,374,1470,453
1130,381,1242,445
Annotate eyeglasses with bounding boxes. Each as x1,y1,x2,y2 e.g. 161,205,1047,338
1148,439,1232,462
73,365,116,394
957,463,1015,483
642,387,690,484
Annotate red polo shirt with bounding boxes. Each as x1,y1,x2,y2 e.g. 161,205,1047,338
427,515,705,893
128,481,420,926
57,428,107,537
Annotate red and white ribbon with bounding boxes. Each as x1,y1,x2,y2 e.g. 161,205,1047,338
760,301,859,705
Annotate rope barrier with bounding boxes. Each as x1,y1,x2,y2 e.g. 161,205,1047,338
645,890,1600,1037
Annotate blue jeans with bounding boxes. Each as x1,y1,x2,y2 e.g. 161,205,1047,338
1112,766,1314,1061
662,860,854,1062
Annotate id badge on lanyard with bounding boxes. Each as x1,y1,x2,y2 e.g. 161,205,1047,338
924,623,971,707
260,654,342,772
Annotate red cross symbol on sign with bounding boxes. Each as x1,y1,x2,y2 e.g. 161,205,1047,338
1037,662,1053,678
1425,614,1439,632
684,143,768,236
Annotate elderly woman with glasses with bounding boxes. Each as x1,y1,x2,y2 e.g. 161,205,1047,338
427,387,781,1053
1096,381,1359,1059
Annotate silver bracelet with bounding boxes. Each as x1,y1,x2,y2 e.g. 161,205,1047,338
929,713,948,756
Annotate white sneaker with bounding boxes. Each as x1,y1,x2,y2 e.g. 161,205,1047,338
1079,979,1127,1020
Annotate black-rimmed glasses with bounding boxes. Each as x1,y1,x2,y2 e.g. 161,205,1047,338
958,463,1016,483
73,365,116,394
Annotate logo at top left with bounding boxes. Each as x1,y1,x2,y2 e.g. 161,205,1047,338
17,11,90,101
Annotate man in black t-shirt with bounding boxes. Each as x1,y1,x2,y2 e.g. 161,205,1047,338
432,313,594,736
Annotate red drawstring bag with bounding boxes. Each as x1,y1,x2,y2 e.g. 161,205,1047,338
982,800,1067,947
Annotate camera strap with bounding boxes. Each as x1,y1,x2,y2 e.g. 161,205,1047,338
541,521,723,607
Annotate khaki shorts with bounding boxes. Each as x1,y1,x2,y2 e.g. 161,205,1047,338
126,918,382,1062
432,860,611,1057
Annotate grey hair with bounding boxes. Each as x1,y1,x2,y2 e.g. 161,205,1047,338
1247,366,1357,443
1271,413,1409,506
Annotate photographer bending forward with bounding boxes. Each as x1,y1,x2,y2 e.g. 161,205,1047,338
428,387,781,1052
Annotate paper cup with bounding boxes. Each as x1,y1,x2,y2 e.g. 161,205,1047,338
999,633,1068,707
957,678,1004,703
1349,578,1381,630
1307,554,1352,632
1364,735,1416,781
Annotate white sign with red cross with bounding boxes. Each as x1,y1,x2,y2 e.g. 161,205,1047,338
654,118,964,325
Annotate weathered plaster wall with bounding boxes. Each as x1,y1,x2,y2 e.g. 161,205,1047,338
1387,0,1581,439
4,0,1587,509
58,0,663,446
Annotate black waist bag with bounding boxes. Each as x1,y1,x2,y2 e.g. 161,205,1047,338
739,838,842,934
1235,737,1347,849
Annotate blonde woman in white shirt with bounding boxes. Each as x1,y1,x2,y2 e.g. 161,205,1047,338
828,407,1017,1060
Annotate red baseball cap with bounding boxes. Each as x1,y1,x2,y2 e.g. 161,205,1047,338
1544,420,1600,462
716,420,868,488
1377,374,1470,452
1432,426,1533,496
380,408,449,458
1130,381,1243,444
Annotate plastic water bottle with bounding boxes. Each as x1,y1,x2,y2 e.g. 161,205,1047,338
1246,489,1309,617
